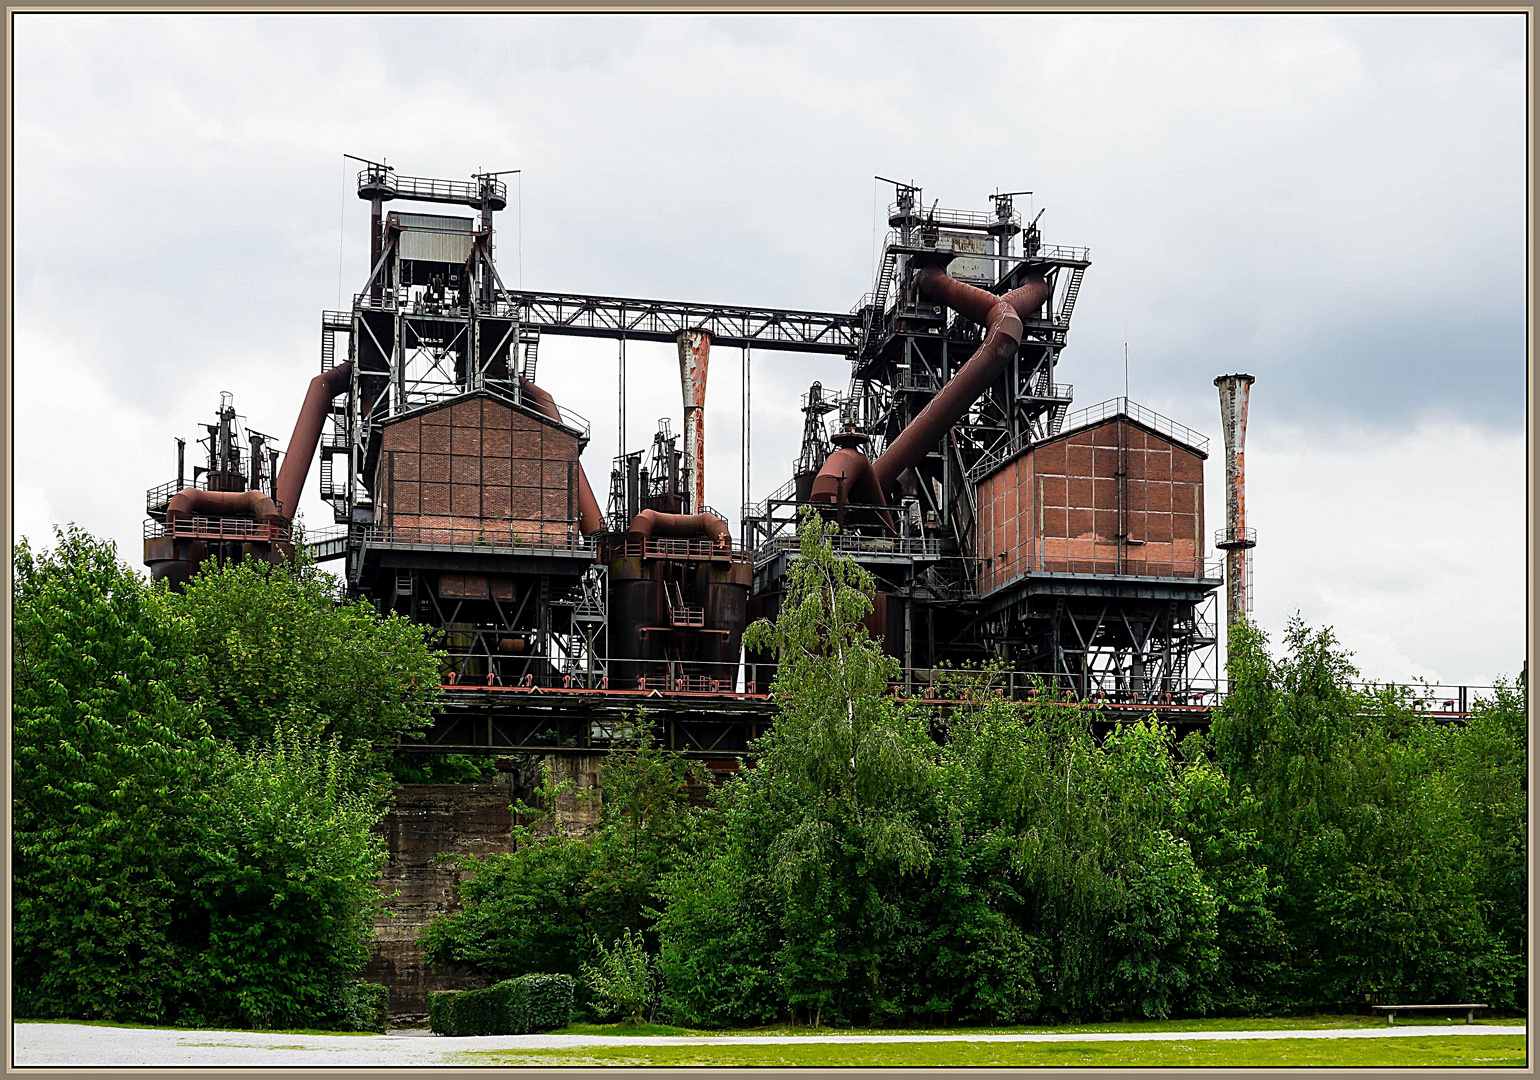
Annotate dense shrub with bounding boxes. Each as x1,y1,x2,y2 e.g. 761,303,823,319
429,975,575,1035
331,981,390,1033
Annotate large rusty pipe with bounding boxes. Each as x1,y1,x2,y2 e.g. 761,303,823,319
869,264,1050,494
809,446,886,507
627,508,731,549
520,378,606,536
274,361,353,521
166,488,282,524
677,329,710,514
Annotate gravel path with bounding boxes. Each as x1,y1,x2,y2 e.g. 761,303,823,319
12,1021,1525,1068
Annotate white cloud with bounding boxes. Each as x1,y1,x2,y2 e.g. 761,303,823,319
11,12,1527,688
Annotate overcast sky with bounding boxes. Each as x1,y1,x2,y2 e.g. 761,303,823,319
12,12,1528,686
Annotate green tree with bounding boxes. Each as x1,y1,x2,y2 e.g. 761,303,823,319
735,510,939,1025
13,527,431,1028
158,558,442,754
176,726,391,1029
12,528,216,1022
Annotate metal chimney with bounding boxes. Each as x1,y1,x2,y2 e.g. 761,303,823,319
1214,374,1256,633
677,328,711,515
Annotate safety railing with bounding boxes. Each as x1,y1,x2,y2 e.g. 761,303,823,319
145,516,291,543
1036,245,1091,263
145,476,208,514
754,532,943,563
1032,556,1216,580
1061,397,1210,454
433,654,1507,718
1214,527,1257,549
603,536,749,563
888,203,1018,231
358,169,505,208
363,524,596,554
438,657,773,696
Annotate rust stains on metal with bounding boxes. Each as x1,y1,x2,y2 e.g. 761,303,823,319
627,508,731,549
676,328,710,515
1214,373,1256,631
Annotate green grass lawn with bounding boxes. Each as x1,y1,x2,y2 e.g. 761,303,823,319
557,1013,1525,1039
457,1034,1527,1069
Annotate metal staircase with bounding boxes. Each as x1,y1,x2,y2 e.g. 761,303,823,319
520,329,541,382
665,580,704,628
1056,266,1085,328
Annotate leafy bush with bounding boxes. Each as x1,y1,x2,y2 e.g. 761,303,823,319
332,980,389,1033
582,930,660,1024
174,727,390,1030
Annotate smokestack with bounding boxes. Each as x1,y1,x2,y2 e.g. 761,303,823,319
677,329,710,515
1214,373,1256,633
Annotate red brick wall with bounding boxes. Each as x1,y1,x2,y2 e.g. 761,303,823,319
374,396,580,545
974,417,1204,593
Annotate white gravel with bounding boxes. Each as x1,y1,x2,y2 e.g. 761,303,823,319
12,1021,1524,1068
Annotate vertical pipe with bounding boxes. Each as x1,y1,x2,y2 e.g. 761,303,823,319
741,341,751,543
176,438,185,489
677,328,710,515
1214,373,1257,636
369,196,383,303
618,336,627,459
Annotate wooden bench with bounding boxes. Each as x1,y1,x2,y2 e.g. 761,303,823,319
1371,1004,1488,1025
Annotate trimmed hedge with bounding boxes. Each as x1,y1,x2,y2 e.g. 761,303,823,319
429,973,575,1036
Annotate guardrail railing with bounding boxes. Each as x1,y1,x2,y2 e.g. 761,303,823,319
145,516,291,543
364,524,595,553
1062,397,1209,454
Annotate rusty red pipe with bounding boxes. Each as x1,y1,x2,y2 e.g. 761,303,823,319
870,264,1050,493
521,378,606,536
274,361,353,521
166,488,282,524
627,508,731,549
807,262,1049,508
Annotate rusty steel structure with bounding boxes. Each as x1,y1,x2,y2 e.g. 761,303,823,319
145,164,1235,759
144,393,289,588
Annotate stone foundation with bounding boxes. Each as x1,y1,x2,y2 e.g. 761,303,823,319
364,759,607,1025
362,781,518,1025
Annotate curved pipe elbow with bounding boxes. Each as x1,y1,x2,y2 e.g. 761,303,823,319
274,361,354,521
869,266,1051,495
166,488,281,524
628,509,732,549
809,447,886,507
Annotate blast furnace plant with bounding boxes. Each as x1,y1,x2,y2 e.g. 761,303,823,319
144,163,1228,759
